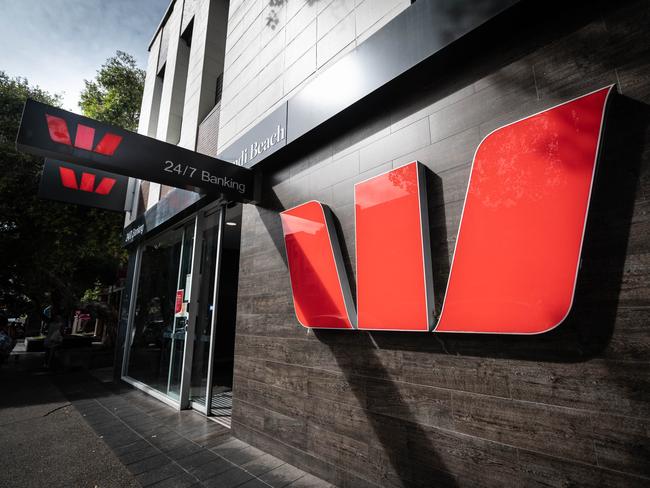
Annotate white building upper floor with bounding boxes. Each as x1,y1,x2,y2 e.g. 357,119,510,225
129,0,411,222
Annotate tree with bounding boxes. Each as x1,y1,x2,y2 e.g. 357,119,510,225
0,73,60,318
0,51,144,331
79,51,145,131
0,72,123,325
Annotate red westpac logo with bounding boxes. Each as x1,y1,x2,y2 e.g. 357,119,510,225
280,86,613,335
45,114,122,156
58,166,117,195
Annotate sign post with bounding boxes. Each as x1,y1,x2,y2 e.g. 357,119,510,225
17,99,256,202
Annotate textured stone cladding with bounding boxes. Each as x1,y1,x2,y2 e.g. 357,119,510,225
230,1,650,486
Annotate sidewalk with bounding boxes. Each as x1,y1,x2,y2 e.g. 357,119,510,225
0,344,333,488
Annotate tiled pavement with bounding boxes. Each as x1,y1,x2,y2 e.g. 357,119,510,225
53,372,333,488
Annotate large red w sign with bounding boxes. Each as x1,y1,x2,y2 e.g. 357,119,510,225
280,87,613,334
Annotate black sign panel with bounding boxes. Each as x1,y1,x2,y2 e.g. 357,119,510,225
123,214,147,246
17,99,255,202
39,159,128,212
122,188,204,247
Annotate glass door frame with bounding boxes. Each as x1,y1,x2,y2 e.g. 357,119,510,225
121,203,228,412
174,215,201,408
189,205,225,416
121,212,201,409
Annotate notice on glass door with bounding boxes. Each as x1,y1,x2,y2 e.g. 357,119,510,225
175,290,184,315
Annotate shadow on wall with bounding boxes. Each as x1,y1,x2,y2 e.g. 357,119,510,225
278,218,457,485
265,0,325,30
315,333,459,487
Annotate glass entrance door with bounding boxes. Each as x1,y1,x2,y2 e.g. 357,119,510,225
189,208,222,407
208,205,241,423
123,204,240,414
167,222,195,400
124,219,196,402
189,205,241,424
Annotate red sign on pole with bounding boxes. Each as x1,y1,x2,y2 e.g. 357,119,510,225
175,290,184,315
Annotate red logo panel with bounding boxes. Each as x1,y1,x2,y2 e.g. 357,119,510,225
279,86,613,334
356,162,433,331
58,166,117,195
46,114,123,155
280,202,355,329
436,86,612,334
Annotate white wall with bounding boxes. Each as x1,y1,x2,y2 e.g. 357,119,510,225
179,0,229,149
156,1,186,146
217,0,411,153
126,0,229,225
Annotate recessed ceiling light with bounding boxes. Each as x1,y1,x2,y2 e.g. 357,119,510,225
226,222,237,226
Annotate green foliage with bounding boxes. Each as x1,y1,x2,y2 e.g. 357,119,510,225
79,51,145,131
0,55,143,317
81,281,103,303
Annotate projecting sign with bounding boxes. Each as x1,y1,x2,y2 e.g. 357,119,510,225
38,159,128,212
16,99,255,202
281,86,614,335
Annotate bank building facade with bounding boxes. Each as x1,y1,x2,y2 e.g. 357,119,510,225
115,0,650,486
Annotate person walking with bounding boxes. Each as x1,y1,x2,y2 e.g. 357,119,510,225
0,314,16,366
43,305,65,369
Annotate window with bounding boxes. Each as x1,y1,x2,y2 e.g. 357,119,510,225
215,73,223,106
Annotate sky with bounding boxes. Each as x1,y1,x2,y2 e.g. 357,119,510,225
0,0,171,112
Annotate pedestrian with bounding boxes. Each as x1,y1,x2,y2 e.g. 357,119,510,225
43,305,65,369
0,314,16,366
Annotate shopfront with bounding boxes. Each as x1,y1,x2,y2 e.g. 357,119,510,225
120,202,241,426
118,0,650,485
21,0,648,485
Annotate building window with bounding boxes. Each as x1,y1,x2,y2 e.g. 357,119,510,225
148,69,164,137
181,18,193,47
166,19,193,145
215,73,223,106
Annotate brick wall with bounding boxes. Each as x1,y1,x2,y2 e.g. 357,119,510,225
231,1,650,486
197,102,222,156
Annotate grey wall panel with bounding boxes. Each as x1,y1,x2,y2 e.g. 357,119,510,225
287,0,518,143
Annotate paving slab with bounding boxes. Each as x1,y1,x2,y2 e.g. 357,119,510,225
0,353,139,488
0,347,332,488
